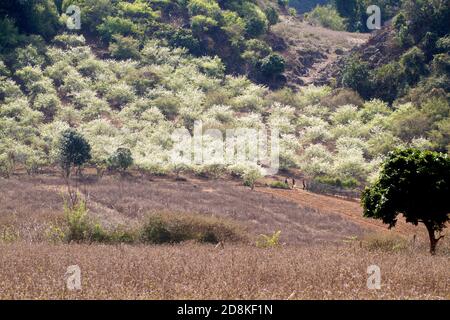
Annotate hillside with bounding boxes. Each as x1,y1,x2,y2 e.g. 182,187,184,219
0,0,449,301
269,15,369,87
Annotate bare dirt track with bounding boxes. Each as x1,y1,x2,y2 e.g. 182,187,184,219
270,17,369,87
257,187,422,237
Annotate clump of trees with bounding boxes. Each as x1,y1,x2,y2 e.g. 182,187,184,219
362,149,450,254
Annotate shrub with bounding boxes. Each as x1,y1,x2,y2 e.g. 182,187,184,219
315,176,359,189
242,4,268,38
140,216,172,244
242,168,262,190
107,148,133,173
370,62,406,103
320,88,364,108
64,199,91,243
269,181,290,189
191,15,218,34
400,47,426,84
258,53,285,77
140,213,244,244
341,59,371,99
256,231,281,248
52,33,86,48
362,233,409,252
109,35,141,60
97,16,139,42
306,5,346,31
264,6,279,27
58,129,92,177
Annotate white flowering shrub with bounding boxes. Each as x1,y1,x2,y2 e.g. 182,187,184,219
300,123,332,145
105,82,136,109
52,33,86,48
332,146,368,182
0,79,24,102
299,144,333,178
410,137,434,150
330,104,359,125
297,85,331,107
32,93,60,121
358,99,390,122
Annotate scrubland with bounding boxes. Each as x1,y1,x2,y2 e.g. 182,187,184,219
0,174,448,300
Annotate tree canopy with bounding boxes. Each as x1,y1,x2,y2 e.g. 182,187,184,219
362,148,450,254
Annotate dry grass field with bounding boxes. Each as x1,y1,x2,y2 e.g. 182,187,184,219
0,243,448,300
0,173,448,300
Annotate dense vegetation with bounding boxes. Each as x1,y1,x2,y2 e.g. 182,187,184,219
0,0,449,192
340,0,449,106
0,0,289,84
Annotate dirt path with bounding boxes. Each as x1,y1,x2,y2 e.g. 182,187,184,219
256,187,422,237
271,17,370,87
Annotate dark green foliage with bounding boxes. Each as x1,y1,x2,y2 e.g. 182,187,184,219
341,59,371,99
141,216,172,244
269,181,290,189
107,147,133,173
58,129,91,177
370,62,406,104
362,148,450,254
259,53,285,77
109,35,141,60
400,47,427,84
264,6,279,27
167,29,201,54
315,176,359,188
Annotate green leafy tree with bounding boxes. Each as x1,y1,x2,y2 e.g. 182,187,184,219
107,147,133,174
58,129,91,177
264,6,279,29
362,149,450,254
341,59,371,99
259,53,285,78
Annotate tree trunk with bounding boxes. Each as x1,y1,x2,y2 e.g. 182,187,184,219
424,222,442,255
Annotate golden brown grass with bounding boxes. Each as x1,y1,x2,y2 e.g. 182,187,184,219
1,174,448,300
0,243,448,300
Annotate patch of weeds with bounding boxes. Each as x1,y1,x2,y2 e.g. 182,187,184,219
256,231,282,248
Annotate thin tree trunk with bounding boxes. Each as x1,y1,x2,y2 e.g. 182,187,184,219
424,222,442,255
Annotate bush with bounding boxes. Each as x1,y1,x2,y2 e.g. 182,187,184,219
97,16,139,42
107,147,133,173
242,4,268,38
269,181,290,189
140,213,244,244
370,62,406,104
315,176,359,189
242,168,262,190
256,231,281,248
264,6,279,27
306,5,346,31
400,47,426,84
140,216,172,244
362,233,409,252
341,59,371,99
259,53,285,77
109,35,141,60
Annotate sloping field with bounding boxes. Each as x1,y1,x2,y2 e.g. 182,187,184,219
257,187,423,236
0,174,369,244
